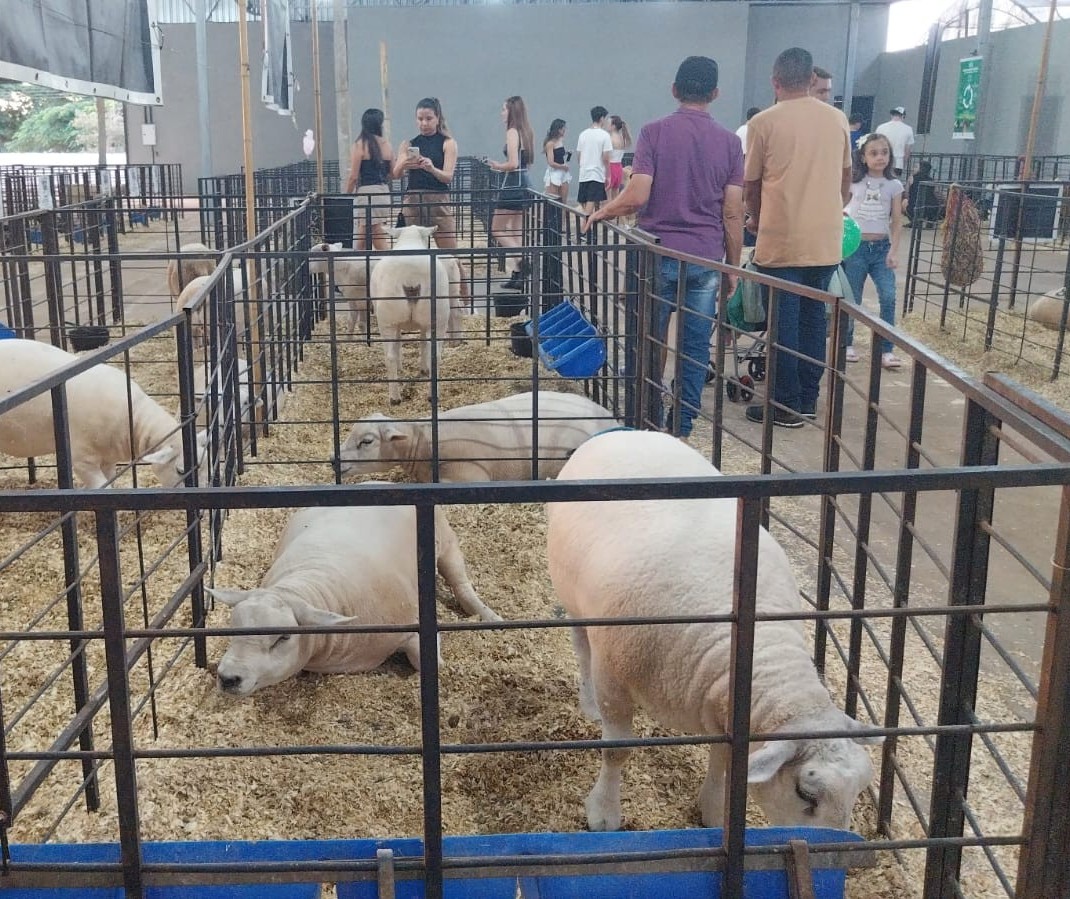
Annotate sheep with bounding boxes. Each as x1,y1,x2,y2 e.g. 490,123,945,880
546,429,880,832
0,339,207,488
166,242,217,301
1027,287,1067,331
369,225,452,404
209,499,500,696
309,241,376,335
336,390,617,482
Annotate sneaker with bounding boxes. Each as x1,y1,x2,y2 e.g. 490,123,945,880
501,270,525,291
845,346,860,363
881,352,903,370
799,405,817,420
745,404,804,429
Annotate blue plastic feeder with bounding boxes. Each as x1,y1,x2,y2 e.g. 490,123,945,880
1,322,16,340
524,301,606,379
5,828,866,898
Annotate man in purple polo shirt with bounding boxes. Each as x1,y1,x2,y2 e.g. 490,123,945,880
586,55,743,438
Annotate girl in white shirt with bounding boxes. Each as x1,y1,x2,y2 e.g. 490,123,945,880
843,133,904,370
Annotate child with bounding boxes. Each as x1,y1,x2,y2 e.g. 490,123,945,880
843,132,904,370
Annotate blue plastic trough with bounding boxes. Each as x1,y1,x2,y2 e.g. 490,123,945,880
5,828,866,898
524,301,606,379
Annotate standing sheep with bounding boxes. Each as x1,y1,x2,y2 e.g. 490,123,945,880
309,241,376,335
369,225,452,404
210,499,500,696
336,390,616,482
0,339,207,488
166,242,217,301
547,430,879,831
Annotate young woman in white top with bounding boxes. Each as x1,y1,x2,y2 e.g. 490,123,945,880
542,118,572,207
487,96,534,290
606,115,632,201
842,132,904,369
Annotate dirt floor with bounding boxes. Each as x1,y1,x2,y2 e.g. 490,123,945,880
1,210,1064,898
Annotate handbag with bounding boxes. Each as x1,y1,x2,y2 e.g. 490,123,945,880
498,139,531,205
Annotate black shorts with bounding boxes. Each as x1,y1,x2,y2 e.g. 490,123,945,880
577,180,607,204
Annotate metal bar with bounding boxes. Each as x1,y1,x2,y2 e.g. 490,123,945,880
415,502,443,899
879,359,927,833
845,350,884,717
1016,484,1070,897
923,398,999,899
723,495,762,898
786,839,817,899
376,848,396,899
94,511,144,899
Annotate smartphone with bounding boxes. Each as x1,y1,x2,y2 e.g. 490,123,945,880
407,146,420,160
565,151,573,162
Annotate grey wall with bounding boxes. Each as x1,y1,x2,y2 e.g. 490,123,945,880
344,2,750,179
126,22,337,193
742,4,889,113
873,19,1070,156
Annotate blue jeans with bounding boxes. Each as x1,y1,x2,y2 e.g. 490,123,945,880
756,264,838,413
842,238,897,354
654,258,719,437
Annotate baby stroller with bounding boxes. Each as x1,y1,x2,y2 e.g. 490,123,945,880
712,267,767,403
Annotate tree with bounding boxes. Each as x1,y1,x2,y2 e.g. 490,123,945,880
0,82,35,147
8,103,87,152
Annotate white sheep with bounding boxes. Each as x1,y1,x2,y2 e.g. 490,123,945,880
210,499,500,696
309,241,376,335
369,225,452,404
546,429,880,832
337,390,617,482
1027,287,1067,331
0,339,207,488
166,242,216,301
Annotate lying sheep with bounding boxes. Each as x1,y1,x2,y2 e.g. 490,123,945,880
309,241,376,335
1027,287,1067,331
369,225,452,404
336,390,617,482
547,430,880,831
166,242,216,301
210,499,500,696
0,339,207,488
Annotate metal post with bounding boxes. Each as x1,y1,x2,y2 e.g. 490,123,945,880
334,0,351,190
195,0,214,182
1016,485,1070,897
311,1,324,196
840,3,860,118
723,495,762,899
415,503,443,899
923,398,999,898
95,511,144,899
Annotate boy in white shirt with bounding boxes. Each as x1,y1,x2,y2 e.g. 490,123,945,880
575,106,613,214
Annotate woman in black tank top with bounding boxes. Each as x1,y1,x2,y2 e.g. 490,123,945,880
390,97,467,302
488,95,535,290
346,107,394,250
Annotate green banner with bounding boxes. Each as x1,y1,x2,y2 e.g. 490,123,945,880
954,56,982,140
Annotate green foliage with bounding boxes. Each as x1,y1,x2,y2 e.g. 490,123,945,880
0,82,35,147
8,102,89,152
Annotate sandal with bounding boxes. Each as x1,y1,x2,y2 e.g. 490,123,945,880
881,352,903,370
845,346,860,363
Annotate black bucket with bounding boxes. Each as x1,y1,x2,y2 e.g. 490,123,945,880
509,321,533,358
68,325,110,352
493,293,528,318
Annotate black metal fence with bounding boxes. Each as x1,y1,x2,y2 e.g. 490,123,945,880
903,179,1070,381
912,153,1070,183
1,187,1070,899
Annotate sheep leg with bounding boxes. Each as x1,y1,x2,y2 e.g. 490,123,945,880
74,460,110,489
570,626,601,721
419,334,433,377
381,325,403,404
586,686,635,832
698,743,729,827
437,540,501,622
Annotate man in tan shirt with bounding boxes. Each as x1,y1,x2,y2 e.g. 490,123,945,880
743,46,852,427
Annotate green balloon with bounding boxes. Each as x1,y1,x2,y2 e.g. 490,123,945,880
842,215,862,258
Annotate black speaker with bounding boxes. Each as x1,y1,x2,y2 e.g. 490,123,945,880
322,196,355,248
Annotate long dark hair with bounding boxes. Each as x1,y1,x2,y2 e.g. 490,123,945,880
416,97,450,137
852,133,895,182
609,115,632,148
504,95,534,157
359,108,384,166
544,118,566,144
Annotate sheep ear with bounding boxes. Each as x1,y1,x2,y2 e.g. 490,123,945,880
141,445,179,465
204,586,249,607
284,595,355,627
383,425,409,443
747,740,798,784
841,713,884,745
